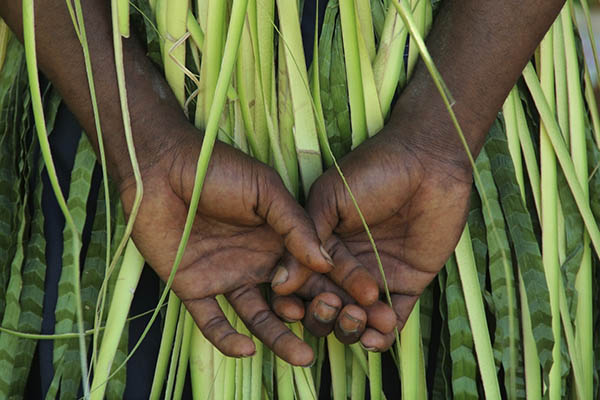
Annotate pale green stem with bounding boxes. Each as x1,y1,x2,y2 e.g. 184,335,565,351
22,1,90,397
0,20,10,77
339,0,367,146
583,69,600,148
508,92,542,400
150,291,181,400
351,352,366,400
90,240,144,400
195,0,225,127
354,0,376,61
276,0,323,193
455,226,501,400
400,301,425,400
537,28,562,400
164,0,188,107
276,356,294,400
189,327,214,400
70,0,113,374
562,6,594,399
173,311,194,400
373,3,408,117
117,0,130,37
523,64,600,261
165,303,187,400
368,352,382,400
327,334,347,400
250,336,263,400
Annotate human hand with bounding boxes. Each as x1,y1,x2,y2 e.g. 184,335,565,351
271,117,472,340
119,124,335,366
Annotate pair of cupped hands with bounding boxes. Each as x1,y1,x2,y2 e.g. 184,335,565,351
119,112,473,367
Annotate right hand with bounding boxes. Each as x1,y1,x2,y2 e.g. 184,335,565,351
119,125,356,366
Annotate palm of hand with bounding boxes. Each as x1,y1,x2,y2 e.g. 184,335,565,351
119,137,325,366
310,132,472,328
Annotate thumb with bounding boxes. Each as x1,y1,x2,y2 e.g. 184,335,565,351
256,169,333,274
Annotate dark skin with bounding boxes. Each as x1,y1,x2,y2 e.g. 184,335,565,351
1,0,566,360
272,0,566,350
1,0,385,366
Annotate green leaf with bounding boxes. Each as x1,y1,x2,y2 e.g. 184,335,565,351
475,143,521,398
445,256,478,399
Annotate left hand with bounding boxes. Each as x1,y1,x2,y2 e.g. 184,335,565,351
271,117,473,347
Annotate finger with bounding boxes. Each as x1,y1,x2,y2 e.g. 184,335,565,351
271,293,305,322
271,254,314,295
257,170,333,274
334,304,367,345
325,236,379,306
392,294,419,331
184,297,255,357
360,329,396,352
302,293,342,337
227,286,314,367
365,301,397,334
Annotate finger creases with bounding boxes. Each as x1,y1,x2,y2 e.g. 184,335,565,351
227,286,314,367
325,236,379,306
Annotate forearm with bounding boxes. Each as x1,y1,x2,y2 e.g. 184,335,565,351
393,0,565,170
0,1,188,184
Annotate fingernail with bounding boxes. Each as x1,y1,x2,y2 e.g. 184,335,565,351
271,266,289,288
320,244,334,267
302,357,317,368
339,312,362,334
313,300,338,323
360,342,378,352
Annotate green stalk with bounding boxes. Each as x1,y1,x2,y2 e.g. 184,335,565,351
400,301,426,400
22,2,90,397
512,87,542,219
106,0,249,381
117,0,130,37
90,240,144,400
339,0,367,147
327,334,347,400
406,0,429,78
354,11,384,137
368,352,382,400
276,356,294,400
70,0,113,373
354,0,376,62
537,28,562,400
517,273,542,400
507,96,542,400
149,291,181,400
173,311,194,400
562,6,593,398
213,345,226,400
577,0,600,86
276,0,323,193
523,64,600,263
164,303,187,400
309,6,335,168
583,69,600,147
502,90,525,198
558,276,585,398
250,336,263,400
195,0,226,127
455,226,501,400
350,352,366,400
290,323,318,400
373,3,408,117
164,0,188,107
189,327,214,400
553,14,569,142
